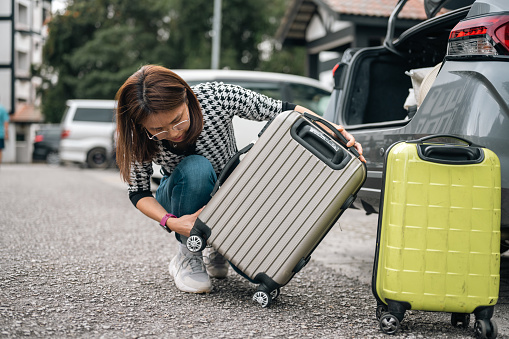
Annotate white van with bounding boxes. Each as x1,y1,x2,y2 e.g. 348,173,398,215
59,99,116,168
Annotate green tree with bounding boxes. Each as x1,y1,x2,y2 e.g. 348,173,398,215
41,0,305,122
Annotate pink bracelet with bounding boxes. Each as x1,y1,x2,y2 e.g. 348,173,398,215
160,213,177,228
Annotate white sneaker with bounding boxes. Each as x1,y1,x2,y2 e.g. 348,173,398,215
203,246,229,279
169,245,212,293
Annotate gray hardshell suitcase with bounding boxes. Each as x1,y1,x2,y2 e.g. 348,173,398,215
187,110,366,307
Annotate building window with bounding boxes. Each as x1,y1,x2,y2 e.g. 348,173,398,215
17,3,29,27
16,51,29,73
43,8,50,25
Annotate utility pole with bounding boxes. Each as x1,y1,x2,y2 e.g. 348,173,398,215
211,0,222,69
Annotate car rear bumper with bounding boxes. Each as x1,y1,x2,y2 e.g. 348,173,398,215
59,146,87,163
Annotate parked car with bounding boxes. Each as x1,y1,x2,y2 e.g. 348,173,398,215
151,69,332,184
323,0,509,251
173,69,331,147
32,125,61,165
59,99,116,169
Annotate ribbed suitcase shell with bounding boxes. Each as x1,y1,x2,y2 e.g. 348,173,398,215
199,111,366,287
373,141,501,314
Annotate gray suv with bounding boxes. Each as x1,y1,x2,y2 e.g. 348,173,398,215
323,0,509,251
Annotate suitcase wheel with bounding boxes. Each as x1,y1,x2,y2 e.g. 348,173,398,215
376,303,388,320
451,313,470,329
474,319,498,339
253,290,272,308
379,313,400,335
186,235,206,252
270,288,281,300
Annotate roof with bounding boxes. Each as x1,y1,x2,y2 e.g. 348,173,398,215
11,104,44,123
322,0,427,20
172,69,331,91
276,0,427,44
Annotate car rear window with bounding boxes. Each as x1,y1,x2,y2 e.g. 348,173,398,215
44,129,61,138
73,108,115,123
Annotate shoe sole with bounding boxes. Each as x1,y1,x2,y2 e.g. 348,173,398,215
206,268,229,279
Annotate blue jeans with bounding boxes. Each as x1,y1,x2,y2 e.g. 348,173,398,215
156,155,217,243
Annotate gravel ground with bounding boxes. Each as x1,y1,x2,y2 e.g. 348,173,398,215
0,164,507,338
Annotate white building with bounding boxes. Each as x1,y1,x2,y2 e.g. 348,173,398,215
0,0,52,163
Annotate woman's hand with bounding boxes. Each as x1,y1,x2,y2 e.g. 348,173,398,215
333,123,366,163
136,197,205,237
170,208,204,237
293,105,366,163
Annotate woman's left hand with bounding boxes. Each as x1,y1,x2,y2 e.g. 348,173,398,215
293,105,366,163
334,123,366,163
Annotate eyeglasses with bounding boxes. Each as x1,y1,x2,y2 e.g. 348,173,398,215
145,110,190,141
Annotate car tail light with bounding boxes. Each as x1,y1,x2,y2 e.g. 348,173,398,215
447,15,509,56
332,63,340,76
34,135,44,143
61,129,70,138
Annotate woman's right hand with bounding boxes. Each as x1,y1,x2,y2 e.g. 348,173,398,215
170,208,204,237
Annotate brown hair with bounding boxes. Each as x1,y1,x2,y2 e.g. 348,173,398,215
115,65,203,183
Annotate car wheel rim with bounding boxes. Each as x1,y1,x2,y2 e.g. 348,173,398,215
93,153,106,164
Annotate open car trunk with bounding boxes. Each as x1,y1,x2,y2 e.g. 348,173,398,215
337,7,470,128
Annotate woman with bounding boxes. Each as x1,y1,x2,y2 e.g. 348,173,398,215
115,65,364,294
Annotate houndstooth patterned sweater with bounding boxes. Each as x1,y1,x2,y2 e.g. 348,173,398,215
128,82,291,206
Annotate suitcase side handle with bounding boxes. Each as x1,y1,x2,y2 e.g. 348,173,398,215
211,143,254,197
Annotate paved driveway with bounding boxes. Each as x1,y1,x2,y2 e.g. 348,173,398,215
0,164,507,338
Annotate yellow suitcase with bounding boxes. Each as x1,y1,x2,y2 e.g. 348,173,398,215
372,135,501,338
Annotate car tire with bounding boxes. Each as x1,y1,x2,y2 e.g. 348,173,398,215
87,148,109,169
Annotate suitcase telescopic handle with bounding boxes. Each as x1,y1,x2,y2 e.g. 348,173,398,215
303,112,361,158
211,143,254,197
